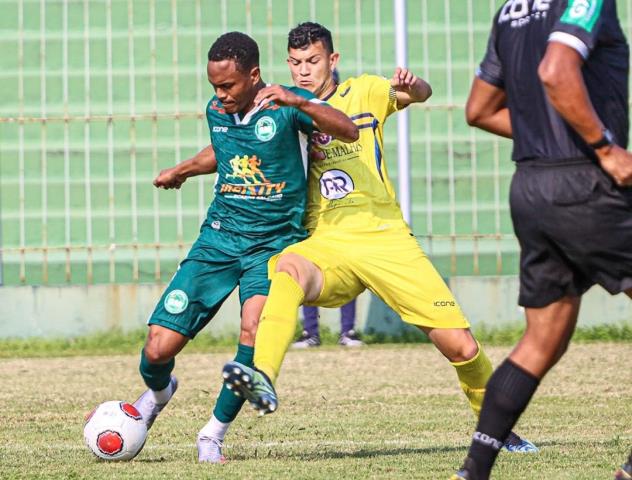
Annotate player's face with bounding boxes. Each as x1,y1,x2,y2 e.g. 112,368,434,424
207,59,260,114
287,41,339,98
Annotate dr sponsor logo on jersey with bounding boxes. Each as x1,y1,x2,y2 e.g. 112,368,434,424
319,169,354,200
499,0,552,28
255,116,277,142
164,290,188,315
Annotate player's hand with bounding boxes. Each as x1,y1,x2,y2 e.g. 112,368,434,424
254,85,306,109
390,67,418,92
153,167,187,189
309,148,326,162
595,144,632,187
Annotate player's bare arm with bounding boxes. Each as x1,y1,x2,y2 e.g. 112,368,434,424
254,84,359,143
539,42,632,186
465,77,512,139
390,67,432,107
153,144,218,190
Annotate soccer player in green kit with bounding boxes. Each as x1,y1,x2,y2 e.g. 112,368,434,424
130,31,358,463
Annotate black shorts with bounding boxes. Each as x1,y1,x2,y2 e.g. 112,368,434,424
510,158,632,308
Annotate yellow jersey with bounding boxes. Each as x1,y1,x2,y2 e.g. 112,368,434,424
303,74,407,233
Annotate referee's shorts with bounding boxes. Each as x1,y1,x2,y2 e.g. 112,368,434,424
510,157,632,308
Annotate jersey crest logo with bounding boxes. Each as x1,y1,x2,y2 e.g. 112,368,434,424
227,155,269,184
312,132,333,147
255,116,277,142
164,290,188,315
319,169,354,200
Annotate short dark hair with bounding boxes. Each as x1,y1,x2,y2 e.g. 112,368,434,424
207,32,259,72
288,22,334,54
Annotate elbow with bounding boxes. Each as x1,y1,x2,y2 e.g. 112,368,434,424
465,103,482,128
537,59,560,92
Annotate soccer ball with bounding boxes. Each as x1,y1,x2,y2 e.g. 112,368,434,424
83,401,148,461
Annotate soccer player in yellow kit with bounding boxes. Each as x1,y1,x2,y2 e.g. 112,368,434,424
223,22,536,452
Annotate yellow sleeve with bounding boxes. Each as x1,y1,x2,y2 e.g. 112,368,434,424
363,75,400,125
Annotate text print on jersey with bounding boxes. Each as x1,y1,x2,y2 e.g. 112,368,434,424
219,154,287,201
319,169,354,200
499,0,552,27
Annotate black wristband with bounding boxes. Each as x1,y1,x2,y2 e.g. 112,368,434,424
589,128,615,150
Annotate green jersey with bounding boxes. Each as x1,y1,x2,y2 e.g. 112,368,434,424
205,86,318,238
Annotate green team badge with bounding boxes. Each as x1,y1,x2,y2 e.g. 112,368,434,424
164,289,188,314
255,116,277,142
561,0,603,32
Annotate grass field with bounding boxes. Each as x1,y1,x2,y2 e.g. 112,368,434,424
1,343,630,479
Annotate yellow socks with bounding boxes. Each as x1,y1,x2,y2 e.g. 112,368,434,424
451,343,493,417
254,272,305,383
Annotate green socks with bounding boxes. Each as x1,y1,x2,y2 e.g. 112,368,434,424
139,348,175,391
213,343,254,423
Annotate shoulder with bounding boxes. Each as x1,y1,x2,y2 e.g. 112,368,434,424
286,85,317,100
347,74,389,91
207,96,227,116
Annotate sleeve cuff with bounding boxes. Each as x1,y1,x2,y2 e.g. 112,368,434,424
475,67,504,89
548,31,589,59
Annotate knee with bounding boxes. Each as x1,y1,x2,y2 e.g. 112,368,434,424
450,334,479,363
143,339,173,364
425,327,479,363
275,254,302,281
275,253,320,301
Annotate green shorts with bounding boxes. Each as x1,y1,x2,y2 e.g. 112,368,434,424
148,225,304,338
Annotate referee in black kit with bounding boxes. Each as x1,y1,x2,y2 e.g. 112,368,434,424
450,1,632,479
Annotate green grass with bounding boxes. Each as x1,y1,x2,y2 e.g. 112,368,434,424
2,323,632,359
0,344,630,479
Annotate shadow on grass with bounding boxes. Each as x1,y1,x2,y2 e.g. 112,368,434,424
227,437,628,462
227,444,468,462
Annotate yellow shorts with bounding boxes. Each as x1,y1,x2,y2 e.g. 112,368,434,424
269,227,470,329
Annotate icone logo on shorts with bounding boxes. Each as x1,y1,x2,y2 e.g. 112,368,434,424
164,289,188,315
319,169,354,200
433,300,456,307
312,131,333,147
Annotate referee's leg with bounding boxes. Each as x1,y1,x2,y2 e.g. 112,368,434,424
465,296,580,479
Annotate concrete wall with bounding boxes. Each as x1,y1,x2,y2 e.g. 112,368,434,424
0,277,630,339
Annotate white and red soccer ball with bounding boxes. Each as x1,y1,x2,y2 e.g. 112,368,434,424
83,401,147,461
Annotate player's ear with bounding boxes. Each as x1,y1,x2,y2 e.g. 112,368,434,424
249,65,261,84
329,52,340,71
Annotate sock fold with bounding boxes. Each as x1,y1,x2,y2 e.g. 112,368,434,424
139,348,174,391
451,343,493,418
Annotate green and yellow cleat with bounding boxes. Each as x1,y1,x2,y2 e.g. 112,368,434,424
222,361,278,416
